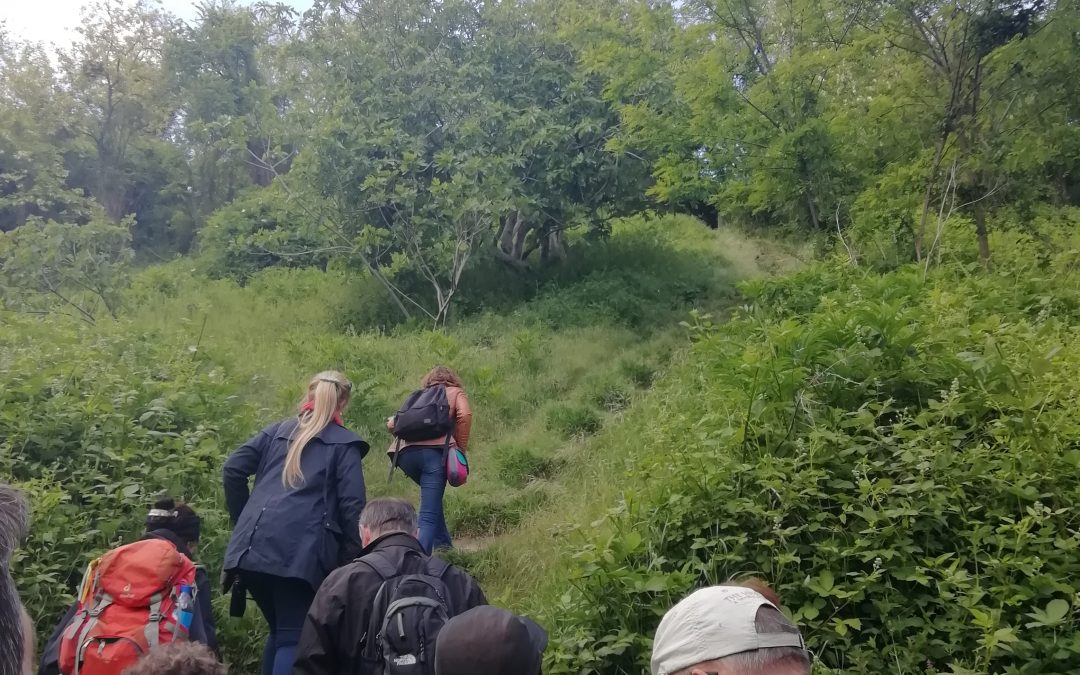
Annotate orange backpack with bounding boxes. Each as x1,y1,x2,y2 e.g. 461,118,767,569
59,539,198,675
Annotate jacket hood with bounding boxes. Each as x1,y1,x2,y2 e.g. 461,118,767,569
360,531,424,557
144,528,193,559
274,417,370,456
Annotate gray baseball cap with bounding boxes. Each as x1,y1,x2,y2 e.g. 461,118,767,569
651,586,806,675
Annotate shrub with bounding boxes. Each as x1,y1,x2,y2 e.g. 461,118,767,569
446,485,551,536
584,373,634,414
197,186,328,281
0,314,257,659
545,403,603,437
619,358,657,389
497,445,560,488
544,242,1080,674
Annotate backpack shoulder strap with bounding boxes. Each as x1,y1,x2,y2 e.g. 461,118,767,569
356,549,399,580
423,556,450,580
358,550,404,662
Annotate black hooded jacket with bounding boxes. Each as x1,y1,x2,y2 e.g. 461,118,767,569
293,532,487,675
37,529,218,675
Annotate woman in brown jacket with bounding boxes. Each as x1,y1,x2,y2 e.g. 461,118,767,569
388,366,472,553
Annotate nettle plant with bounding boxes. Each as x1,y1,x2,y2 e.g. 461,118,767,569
546,259,1080,674
0,315,256,657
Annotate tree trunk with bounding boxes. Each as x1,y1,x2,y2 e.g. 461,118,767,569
973,199,991,271
916,130,949,262
495,211,533,269
540,226,566,264
804,193,820,230
246,139,274,187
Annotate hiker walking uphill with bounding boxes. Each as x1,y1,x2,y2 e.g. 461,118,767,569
387,366,472,554
222,371,369,675
293,498,487,675
38,497,218,675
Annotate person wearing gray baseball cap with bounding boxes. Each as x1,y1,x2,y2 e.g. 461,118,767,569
435,605,548,675
651,582,810,675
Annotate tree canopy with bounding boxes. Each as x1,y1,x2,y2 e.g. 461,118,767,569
0,0,1076,320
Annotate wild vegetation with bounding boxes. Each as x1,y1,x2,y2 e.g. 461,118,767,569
1,0,1078,673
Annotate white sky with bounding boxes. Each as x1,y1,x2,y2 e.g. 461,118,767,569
1,0,313,49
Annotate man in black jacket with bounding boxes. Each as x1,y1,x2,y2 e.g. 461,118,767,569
293,498,486,675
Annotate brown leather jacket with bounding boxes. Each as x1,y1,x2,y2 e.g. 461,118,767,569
387,385,473,453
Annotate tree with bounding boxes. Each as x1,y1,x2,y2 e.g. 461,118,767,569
0,218,133,323
0,31,96,231
879,0,1049,268
59,0,177,225
268,0,643,324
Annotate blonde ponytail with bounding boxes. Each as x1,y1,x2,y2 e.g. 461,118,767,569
283,370,352,488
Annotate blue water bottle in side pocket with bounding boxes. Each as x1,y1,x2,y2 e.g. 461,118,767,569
176,584,194,633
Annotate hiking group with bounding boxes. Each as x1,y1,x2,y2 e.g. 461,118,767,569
2,366,813,675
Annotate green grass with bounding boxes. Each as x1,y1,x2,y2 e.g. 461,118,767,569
7,212,801,671
123,215,796,542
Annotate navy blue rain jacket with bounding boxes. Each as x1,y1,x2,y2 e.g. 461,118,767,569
222,418,369,589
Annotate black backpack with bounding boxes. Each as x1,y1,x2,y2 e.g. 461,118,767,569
388,385,454,480
359,551,454,675
392,385,453,443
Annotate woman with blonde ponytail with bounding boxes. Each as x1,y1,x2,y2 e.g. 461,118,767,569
222,371,369,675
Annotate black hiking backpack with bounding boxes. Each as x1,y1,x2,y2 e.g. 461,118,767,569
392,385,453,443
359,551,455,675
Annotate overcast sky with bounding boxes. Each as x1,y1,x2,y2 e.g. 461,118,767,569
1,0,313,48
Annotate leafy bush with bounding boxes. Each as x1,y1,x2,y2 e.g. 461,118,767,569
0,313,263,665
0,217,133,322
197,186,329,281
545,403,603,437
544,231,1080,674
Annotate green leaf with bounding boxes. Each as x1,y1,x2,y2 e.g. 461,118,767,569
1045,599,1070,623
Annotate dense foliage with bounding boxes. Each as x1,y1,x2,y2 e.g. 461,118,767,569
2,214,749,671
3,0,1075,322
543,211,1080,674
2,0,1079,672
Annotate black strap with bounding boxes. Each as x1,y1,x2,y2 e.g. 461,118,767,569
357,549,399,580
387,438,402,483
423,556,450,580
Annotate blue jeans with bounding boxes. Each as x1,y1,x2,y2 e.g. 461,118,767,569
397,446,452,553
240,571,316,675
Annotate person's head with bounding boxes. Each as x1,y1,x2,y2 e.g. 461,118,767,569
435,605,548,675
0,483,30,675
421,365,462,389
651,580,810,675
145,496,202,556
358,498,418,547
122,642,227,675
284,370,352,488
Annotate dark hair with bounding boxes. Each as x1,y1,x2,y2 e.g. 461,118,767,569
144,497,201,544
421,365,463,389
122,642,227,675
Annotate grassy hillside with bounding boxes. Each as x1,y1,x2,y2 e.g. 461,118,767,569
8,204,1080,674
4,214,802,671
501,208,1080,674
